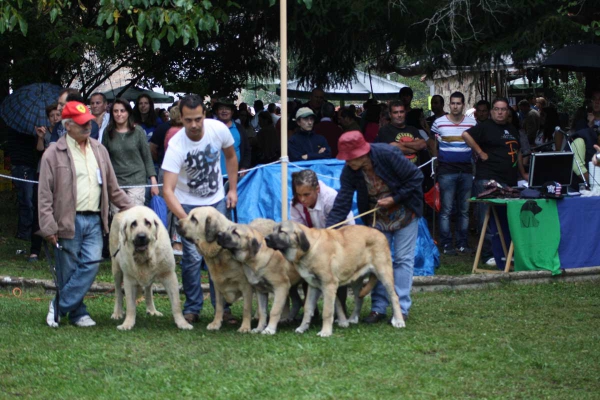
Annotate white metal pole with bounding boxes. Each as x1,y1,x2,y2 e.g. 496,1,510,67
280,0,288,221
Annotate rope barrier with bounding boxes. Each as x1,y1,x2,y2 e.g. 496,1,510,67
120,183,163,189
418,157,437,177
0,173,38,184
0,156,437,187
222,159,282,179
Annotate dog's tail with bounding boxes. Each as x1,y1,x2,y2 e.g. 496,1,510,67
358,274,379,298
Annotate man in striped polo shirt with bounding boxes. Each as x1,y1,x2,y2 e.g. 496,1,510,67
431,92,476,255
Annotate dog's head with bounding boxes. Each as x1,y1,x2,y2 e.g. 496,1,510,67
120,208,161,253
264,221,310,262
216,224,262,262
177,207,233,257
521,200,543,215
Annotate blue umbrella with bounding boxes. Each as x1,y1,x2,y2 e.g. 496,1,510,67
0,83,62,135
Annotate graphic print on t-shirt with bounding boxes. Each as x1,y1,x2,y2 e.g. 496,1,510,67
396,133,418,164
501,129,519,166
184,144,220,197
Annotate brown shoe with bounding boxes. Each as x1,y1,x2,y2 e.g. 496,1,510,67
222,310,239,325
363,311,387,324
183,313,199,324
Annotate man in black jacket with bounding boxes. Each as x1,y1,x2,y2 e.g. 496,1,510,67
326,131,423,323
288,107,332,162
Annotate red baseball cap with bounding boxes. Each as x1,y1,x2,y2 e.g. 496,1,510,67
336,130,371,160
61,101,95,125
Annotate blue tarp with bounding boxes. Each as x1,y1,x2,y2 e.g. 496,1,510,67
237,159,439,276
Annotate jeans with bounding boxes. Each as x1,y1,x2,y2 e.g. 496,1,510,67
180,199,227,315
371,217,419,316
12,164,36,240
54,214,103,323
438,172,472,248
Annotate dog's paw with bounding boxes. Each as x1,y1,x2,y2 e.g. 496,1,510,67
295,325,309,334
237,325,251,334
261,327,277,335
348,316,359,324
177,321,193,330
146,310,163,317
337,320,349,328
317,330,332,338
391,317,406,328
117,323,134,331
111,311,124,320
206,322,222,331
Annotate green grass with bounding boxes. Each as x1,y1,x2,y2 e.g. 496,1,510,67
1,192,599,398
0,282,599,399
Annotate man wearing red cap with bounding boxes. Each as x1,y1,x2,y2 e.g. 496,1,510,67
38,101,133,328
325,130,423,323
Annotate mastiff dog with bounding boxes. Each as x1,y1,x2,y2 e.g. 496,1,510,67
177,206,254,333
109,206,192,331
216,219,302,335
265,221,405,337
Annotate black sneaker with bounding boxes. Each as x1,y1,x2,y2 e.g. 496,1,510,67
363,311,387,324
456,246,473,255
442,245,457,256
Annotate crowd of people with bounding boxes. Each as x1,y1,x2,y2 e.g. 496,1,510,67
3,83,600,328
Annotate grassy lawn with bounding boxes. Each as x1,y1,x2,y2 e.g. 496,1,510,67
1,190,599,398
0,282,599,399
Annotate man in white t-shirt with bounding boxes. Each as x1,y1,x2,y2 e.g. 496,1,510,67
162,94,238,324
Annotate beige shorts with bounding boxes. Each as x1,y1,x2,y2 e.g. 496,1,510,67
110,186,145,215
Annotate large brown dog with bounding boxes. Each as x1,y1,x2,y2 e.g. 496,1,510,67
110,206,192,331
216,219,302,335
265,221,405,337
177,207,253,333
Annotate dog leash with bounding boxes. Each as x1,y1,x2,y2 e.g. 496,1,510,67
46,240,119,267
42,241,62,324
327,207,379,230
59,245,119,265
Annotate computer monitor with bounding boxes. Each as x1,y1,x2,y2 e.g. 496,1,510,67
528,151,574,188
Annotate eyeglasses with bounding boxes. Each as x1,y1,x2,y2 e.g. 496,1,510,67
492,107,508,112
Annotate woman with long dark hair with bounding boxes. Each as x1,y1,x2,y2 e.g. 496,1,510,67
535,106,562,151
133,94,163,140
103,98,158,212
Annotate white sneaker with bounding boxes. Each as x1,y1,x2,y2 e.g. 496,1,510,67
74,315,96,327
485,257,497,266
46,301,59,328
173,249,183,256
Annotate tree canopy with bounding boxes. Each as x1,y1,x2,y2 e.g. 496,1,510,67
0,0,597,101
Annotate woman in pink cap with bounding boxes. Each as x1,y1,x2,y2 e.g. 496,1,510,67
325,130,423,324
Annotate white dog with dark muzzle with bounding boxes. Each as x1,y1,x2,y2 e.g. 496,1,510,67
109,206,192,331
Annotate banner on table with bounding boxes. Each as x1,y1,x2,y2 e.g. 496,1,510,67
506,199,561,275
